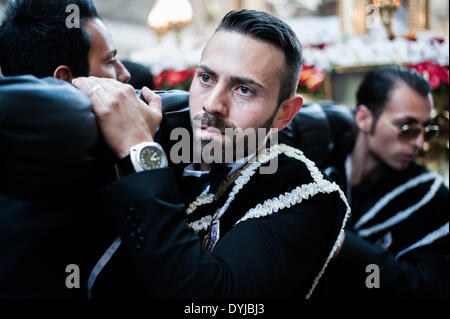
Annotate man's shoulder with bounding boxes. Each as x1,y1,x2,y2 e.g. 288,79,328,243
209,144,349,245
237,144,348,216
406,162,449,195
255,144,339,189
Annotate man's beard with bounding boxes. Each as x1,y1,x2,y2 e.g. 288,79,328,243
192,112,275,164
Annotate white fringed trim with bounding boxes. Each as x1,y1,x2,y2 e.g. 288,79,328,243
306,188,351,299
395,222,449,259
357,174,443,238
186,194,215,216
234,180,351,299
188,215,213,232
185,144,351,299
185,148,278,217
354,172,440,230
186,145,283,225
235,180,341,225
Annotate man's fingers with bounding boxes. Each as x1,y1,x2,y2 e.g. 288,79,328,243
141,86,153,103
72,77,96,97
73,77,117,93
72,78,109,113
71,78,160,158
142,86,162,113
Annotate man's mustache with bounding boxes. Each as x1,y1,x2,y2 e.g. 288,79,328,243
193,113,237,134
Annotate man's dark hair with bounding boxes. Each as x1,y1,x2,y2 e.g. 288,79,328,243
0,0,99,78
216,9,303,105
356,66,432,118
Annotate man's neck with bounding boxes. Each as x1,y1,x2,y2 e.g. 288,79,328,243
351,134,384,186
196,140,268,172
197,153,256,173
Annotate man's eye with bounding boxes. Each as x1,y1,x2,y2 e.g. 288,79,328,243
239,86,252,95
200,74,211,83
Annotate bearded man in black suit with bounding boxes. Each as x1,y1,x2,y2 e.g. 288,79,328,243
73,9,350,298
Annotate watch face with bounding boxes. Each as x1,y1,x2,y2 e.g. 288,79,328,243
139,146,165,169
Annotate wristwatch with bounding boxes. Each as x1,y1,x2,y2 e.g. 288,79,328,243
129,141,168,172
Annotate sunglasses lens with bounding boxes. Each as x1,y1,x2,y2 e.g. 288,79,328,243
399,128,421,140
424,127,440,140
399,126,440,141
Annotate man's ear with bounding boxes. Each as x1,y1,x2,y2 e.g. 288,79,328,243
271,95,303,131
53,66,74,82
355,105,374,133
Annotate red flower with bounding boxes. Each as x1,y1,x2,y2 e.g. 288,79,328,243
316,43,327,50
408,61,449,90
299,64,325,92
154,68,196,90
154,71,166,89
166,69,188,86
299,69,313,85
188,69,196,81
306,70,325,91
432,37,445,45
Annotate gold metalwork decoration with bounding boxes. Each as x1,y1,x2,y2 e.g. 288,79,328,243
374,0,401,40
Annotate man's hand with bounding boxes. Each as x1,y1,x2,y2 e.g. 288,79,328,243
72,77,162,159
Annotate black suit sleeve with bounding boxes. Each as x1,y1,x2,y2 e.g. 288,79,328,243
322,231,448,298
99,168,343,298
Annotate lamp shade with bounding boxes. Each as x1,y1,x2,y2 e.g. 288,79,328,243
147,0,193,34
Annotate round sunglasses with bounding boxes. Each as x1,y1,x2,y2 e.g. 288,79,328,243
380,117,440,141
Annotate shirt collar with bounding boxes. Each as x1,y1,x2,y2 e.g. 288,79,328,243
183,153,256,178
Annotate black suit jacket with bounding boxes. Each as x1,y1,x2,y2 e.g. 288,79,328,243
0,75,117,298
0,77,191,298
316,162,449,298
92,149,348,298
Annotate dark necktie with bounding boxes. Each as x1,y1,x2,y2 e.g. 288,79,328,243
208,164,233,193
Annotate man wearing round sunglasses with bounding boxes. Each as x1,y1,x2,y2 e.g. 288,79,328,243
316,66,449,298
